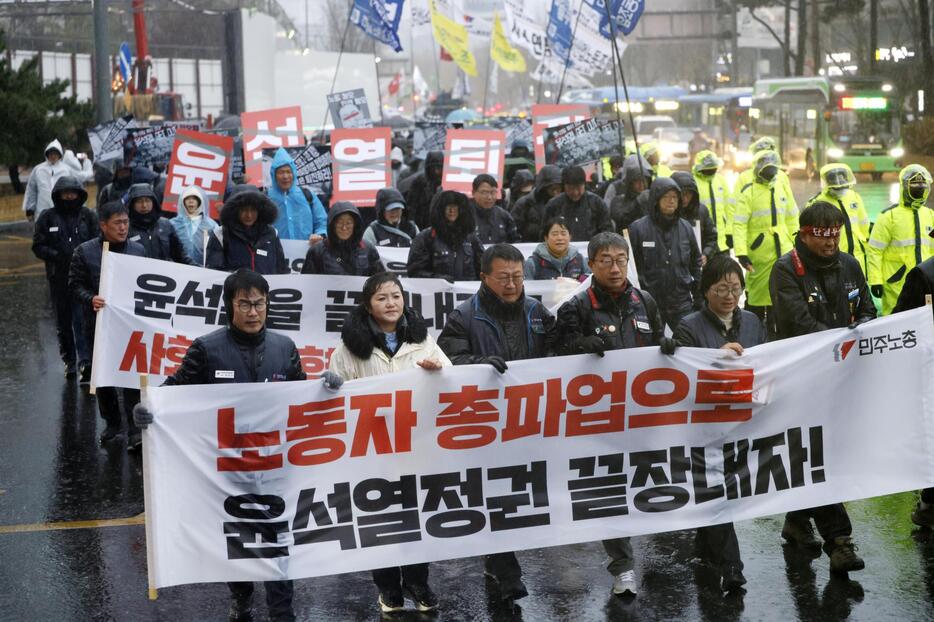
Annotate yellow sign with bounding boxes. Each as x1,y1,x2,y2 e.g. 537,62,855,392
430,0,478,76
491,13,526,73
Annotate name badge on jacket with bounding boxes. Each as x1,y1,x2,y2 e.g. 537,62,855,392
215,370,235,379
256,248,268,256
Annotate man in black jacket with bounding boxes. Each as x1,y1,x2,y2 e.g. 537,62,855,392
69,201,147,444
769,201,874,574
470,174,520,244
543,165,613,242
607,154,654,231
437,244,556,606
405,150,444,229
511,164,563,242
893,250,934,528
406,190,484,281
671,171,720,264
32,176,98,380
301,202,384,276
126,183,195,265
206,186,289,275
555,232,666,598
133,269,305,622
629,177,703,331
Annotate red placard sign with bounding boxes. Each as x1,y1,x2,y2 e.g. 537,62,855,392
162,129,234,219
442,129,506,198
531,104,590,171
330,128,392,207
240,106,304,186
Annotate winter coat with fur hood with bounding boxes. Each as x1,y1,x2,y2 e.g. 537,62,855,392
406,190,484,281
205,186,288,274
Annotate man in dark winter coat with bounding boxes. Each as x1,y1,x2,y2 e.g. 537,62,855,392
126,183,195,265
33,176,99,380
437,244,556,605
554,232,665,598
769,201,873,574
511,164,563,242
671,171,720,264
363,187,419,248
406,190,484,281
69,201,147,445
629,177,703,331
133,269,305,622
543,166,613,242
608,154,654,232
405,150,444,229
301,202,385,276
471,174,520,244
206,186,289,275
507,169,535,212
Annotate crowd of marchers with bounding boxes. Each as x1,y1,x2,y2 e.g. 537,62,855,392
23,133,934,622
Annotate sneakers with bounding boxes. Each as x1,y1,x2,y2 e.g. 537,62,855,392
403,582,438,612
378,589,404,613
99,424,122,444
79,361,91,384
782,515,822,548
826,536,865,573
720,565,747,592
611,569,637,596
64,361,77,378
227,597,254,622
912,502,934,529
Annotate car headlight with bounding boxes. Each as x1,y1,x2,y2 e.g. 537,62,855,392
889,146,905,158
827,147,844,159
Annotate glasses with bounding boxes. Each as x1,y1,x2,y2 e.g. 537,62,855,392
594,257,629,269
491,274,524,286
475,189,498,197
711,286,743,298
235,299,268,313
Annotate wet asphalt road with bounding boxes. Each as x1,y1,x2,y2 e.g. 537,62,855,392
2,177,934,621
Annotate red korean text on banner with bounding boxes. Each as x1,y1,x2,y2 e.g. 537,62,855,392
330,128,392,208
531,104,590,171
442,129,507,198
240,106,304,187
162,130,234,219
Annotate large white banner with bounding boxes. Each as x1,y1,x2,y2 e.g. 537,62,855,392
144,307,934,587
92,253,587,389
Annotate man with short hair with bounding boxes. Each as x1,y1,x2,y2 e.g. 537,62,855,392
437,243,556,606
471,174,519,244
126,183,195,264
511,164,563,242
406,150,444,229
543,166,613,242
133,269,306,622
770,201,873,574
555,232,666,597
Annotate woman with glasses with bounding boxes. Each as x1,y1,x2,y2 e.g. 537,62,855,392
325,272,449,614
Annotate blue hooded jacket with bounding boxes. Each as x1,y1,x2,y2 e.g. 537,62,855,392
267,147,328,240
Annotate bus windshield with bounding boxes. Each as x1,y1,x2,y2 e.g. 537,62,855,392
829,107,898,148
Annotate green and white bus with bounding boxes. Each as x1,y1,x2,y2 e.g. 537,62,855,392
750,76,903,179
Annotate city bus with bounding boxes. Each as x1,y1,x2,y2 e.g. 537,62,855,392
750,76,902,179
677,87,753,168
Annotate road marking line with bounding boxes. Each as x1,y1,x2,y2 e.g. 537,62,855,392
0,235,32,243
0,263,44,275
0,513,145,534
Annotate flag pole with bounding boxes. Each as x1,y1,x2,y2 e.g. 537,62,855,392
373,39,386,124
556,0,586,104
601,1,645,181
536,0,558,104
482,23,496,120
320,10,354,133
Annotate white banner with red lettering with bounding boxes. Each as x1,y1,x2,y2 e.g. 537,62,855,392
144,307,934,587
162,130,234,219
90,252,586,390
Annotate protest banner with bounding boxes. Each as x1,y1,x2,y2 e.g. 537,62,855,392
89,252,588,391
127,122,200,168
330,127,392,207
531,104,590,170
350,0,405,52
161,130,234,218
240,106,305,186
141,307,934,587
327,89,374,129
413,122,448,159
442,129,506,197
544,118,626,167
261,144,332,194
87,116,137,163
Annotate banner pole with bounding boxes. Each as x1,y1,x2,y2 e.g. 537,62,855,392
139,373,158,600
320,11,354,133
89,241,110,396
556,0,585,104
601,1,645,181
373,39,386,125
601,4,626,162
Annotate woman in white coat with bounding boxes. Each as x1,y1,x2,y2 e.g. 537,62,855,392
327,272,449,614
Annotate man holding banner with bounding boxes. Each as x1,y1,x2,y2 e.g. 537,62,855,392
133,269,307,622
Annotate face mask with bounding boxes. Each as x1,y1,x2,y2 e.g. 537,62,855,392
908,184,929,201
699,169,717,178
828,187,848,199
758,166,778,182
60,197,83,210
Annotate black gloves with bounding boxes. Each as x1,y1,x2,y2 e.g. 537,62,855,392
737,255,753,271
660,337,678,355
870,285,883,299
726,234,734,249
576,335,607,357
483,356,509,374
133,403,153,429
321,370,344,390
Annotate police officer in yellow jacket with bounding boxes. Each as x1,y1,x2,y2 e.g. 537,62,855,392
693,150,732,251
867,164,934,314
805,163,870,274
640,142,673,178
733,150,799,324
733,137,795,206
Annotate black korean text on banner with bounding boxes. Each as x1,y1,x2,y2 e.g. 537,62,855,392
240,106,304,187
531,103,590,171
330,128,391,207
442,129,507,198
544,119,626,168
162,130,234,219
326,88,373,129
